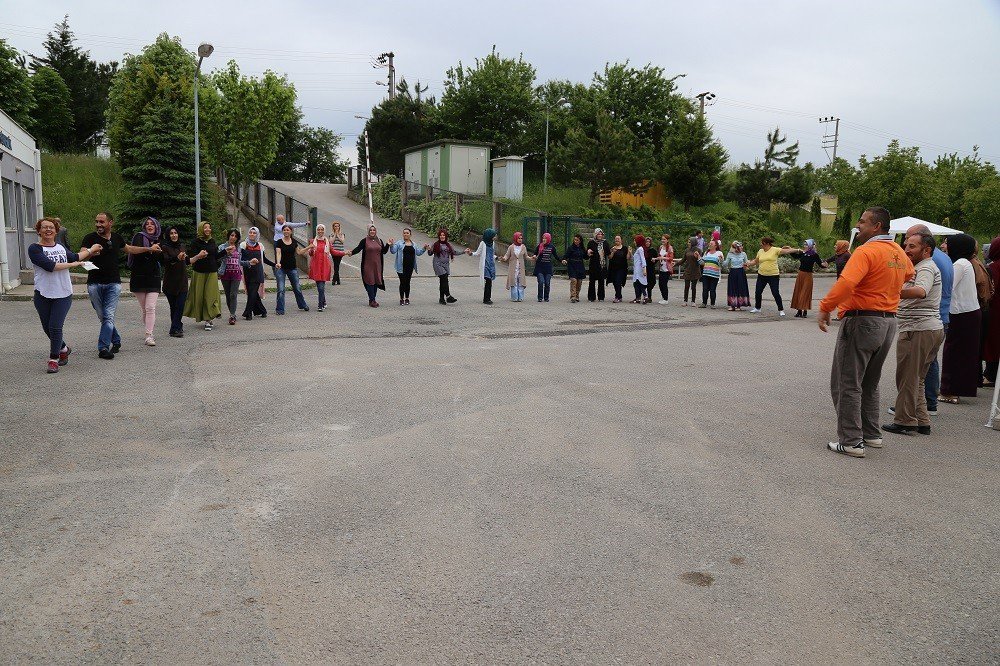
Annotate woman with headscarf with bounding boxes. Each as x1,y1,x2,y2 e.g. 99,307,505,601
789,239,828,318
240,226,273,320
389,227,426,305
306,223,347,311
631,234,648,304
128,216,163,345
655,233,674,304
160,226,189,338
184,221,225,330
427,228,460,305
939,233,982,404
468,227,497,304
698,239,724,308
218,228,246,326
723,240,750,311
982,236,1000,385
562,233,588,303
587,228,611,302
346,224,390,307
330,220,346,285
681,237,702,306
825,240,852,279
500,231,533,302
533,231,561,302
605,235,629,303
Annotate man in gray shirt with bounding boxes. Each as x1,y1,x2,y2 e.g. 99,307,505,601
883,232,945,435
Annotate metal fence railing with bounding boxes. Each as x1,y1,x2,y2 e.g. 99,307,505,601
217,167,317,247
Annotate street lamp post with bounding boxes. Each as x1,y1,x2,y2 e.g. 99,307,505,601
194,42,214,224
543,97,569,197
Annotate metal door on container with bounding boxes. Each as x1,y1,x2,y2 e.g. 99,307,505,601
14,183,26,269
1,178,20,273
467,148,487,195
428,147,440,190
451,146,469,194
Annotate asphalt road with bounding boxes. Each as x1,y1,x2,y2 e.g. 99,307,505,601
1,271,997,664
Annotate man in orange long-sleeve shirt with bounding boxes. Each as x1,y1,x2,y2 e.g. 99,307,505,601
818,207,914,458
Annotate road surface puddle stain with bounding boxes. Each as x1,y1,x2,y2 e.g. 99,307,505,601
201,610,221,617
679,571,715,587
729,556,745,566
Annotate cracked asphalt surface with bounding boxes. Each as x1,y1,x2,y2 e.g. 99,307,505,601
2,256,998,662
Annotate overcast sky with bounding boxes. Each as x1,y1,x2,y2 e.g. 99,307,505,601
7,0,1000,168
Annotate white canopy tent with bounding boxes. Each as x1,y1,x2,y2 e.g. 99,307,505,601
848,216,963,248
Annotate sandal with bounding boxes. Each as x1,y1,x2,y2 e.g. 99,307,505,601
938,395,960,404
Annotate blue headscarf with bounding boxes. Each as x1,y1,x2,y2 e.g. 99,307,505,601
483,228,496,244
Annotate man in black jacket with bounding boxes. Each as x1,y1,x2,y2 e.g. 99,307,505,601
586,228,611,302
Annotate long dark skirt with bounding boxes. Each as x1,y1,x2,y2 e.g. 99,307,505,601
941,309,982,397
727,267,750,308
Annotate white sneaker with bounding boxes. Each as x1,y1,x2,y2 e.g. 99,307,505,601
864,437,883,448
779,310,786,317
144,335,156,347
750,308,760,313
658,299,668,304
828,441,865,458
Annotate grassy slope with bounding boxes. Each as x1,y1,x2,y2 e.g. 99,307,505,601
41,153,228,246
41,153,125,248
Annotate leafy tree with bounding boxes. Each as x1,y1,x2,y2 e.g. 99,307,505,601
732,127,813,208
30,16,118,151
358,78,437,175
106,34,199,231
932,149,997,225
549,87,656,204
771,164,815,206
593,62,690,158
438,47,539,156
30,67,74,151
0,38,35,129
268,119,348,183
815,157,860,207
853,140,937,220
962,179,1000,238
659,113,728,211
201,60,297,225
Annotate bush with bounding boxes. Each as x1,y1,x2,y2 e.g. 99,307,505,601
405,195,468,238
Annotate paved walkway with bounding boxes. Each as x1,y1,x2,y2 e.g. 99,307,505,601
2,272,998,663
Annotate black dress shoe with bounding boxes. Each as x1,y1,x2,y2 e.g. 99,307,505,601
917,425,931,435
99,349,115,360
110,343,121,354
882,423,917,435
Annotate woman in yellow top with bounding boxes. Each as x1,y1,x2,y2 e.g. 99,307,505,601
745,236,798,316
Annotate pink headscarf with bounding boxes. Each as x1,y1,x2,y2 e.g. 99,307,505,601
537,232,552,255
513,232,523,246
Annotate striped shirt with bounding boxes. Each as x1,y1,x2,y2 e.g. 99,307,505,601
700,251,723,279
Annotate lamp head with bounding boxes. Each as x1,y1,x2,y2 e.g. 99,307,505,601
198,43,214,58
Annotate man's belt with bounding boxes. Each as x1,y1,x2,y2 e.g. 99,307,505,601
843,310,896,318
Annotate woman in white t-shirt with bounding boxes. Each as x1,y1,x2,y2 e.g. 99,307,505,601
28,217,102,374
940,233,982,403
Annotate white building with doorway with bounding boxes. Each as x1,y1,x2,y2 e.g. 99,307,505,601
0,108,43,292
